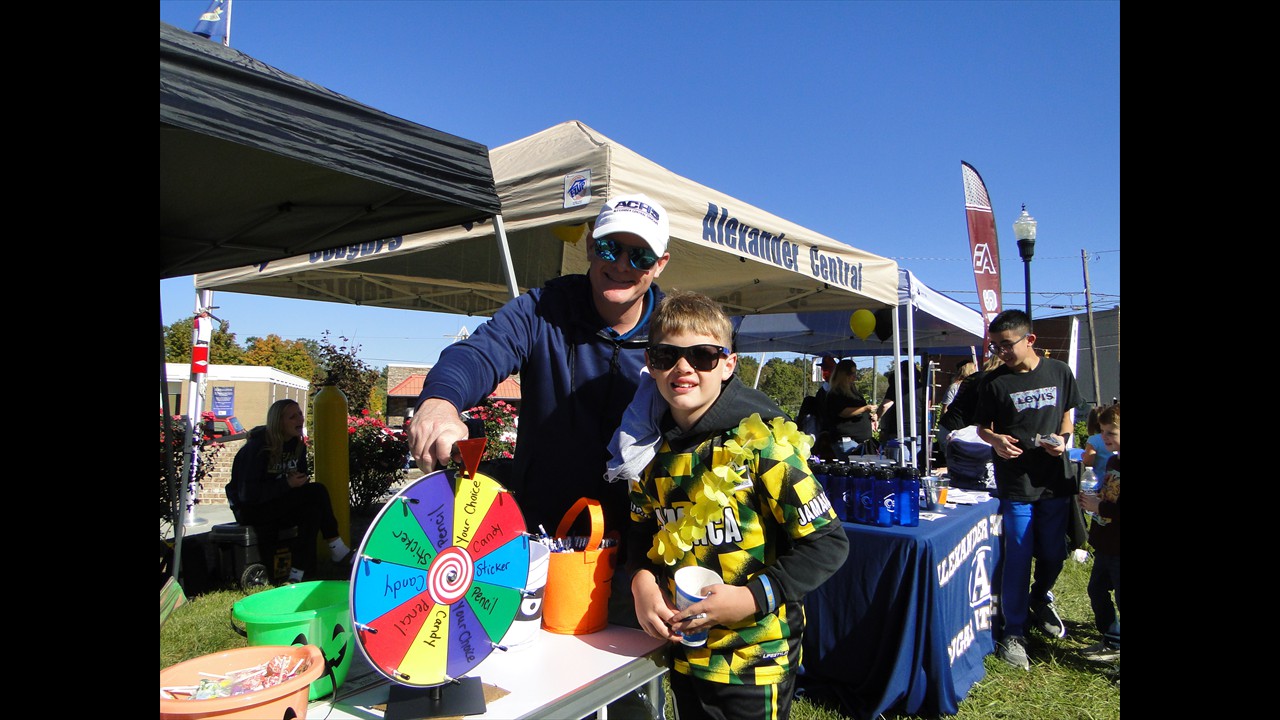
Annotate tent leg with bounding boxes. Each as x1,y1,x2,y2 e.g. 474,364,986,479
493,214,519,300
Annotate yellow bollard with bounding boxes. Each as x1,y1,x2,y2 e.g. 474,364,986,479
312,380,350,561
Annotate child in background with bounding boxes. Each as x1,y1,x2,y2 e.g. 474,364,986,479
1080,406,1114,479
1078,403,1120,663
624,290,848,720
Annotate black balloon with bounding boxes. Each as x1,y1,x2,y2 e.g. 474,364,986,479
874,309,894,341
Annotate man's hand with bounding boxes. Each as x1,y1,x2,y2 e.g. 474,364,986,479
407,398,468,471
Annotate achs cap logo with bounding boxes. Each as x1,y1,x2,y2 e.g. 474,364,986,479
614,198,661,225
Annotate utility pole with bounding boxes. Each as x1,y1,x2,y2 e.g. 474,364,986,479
1082,250,1102,407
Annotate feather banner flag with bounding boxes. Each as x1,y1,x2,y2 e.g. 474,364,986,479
960,161,1003,331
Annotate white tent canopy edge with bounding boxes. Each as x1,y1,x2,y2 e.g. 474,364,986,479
196,120,899,317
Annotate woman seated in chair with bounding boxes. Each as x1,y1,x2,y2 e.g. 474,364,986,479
822,359,877,458
227,399,353,582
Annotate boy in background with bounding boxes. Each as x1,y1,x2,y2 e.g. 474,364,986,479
974,309,1083,671
1078,403,1120,663
624,290,848,719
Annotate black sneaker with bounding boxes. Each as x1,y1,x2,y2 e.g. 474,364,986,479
997,635,1030,670
1081,641,1120,663
1029,593,1066,638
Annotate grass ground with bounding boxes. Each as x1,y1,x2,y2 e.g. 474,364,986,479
161,547,1117,719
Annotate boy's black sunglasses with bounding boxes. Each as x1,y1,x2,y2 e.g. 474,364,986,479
593,237,659,271
647,343,730,371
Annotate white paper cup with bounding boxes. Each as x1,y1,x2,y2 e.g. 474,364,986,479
674,565,721,647
500,539,551,650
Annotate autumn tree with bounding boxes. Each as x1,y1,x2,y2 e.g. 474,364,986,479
242,334,318,379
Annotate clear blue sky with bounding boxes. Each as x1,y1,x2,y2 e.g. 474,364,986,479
160,0,1120,368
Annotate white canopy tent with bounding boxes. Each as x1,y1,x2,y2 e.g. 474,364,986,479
732,270,987,470
731,269,985,357
195,120,900,316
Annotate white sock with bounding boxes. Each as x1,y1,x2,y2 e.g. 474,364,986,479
329,538,351,562
289,567,305,582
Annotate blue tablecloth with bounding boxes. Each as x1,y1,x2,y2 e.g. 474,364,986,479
800,497,1002,719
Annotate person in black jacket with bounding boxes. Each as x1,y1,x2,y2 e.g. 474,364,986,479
823,359,877,457
877,359,928,464
228,399,353,581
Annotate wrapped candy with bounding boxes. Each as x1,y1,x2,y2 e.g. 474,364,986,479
163,654,311,701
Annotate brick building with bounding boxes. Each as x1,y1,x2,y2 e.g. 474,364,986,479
385,364,522,428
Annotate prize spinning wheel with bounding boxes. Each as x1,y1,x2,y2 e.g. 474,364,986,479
350,440,530,692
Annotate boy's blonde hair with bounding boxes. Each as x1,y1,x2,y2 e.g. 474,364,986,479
650,290,733,347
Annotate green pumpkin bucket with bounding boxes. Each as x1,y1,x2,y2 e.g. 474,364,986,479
231,580,353,701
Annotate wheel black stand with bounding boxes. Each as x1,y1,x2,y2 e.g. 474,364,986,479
384,677,486,719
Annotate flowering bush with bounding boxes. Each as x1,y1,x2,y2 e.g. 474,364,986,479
345,409,410,512
463,399,518,461
159,412,225,540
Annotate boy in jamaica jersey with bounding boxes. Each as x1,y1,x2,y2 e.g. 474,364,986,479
623,290,848,720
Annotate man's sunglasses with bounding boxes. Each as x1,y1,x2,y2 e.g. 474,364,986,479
647,343,730,371
593,237,660,271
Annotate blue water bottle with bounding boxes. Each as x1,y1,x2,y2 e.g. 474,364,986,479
848,463,869,525
811,460,829,495
872,466,896,527
896,465,919,527
828,463,848,521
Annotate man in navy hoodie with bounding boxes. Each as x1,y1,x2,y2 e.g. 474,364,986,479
408,193,671,557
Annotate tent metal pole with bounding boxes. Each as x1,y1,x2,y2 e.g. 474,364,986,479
905,297,919,472
162,300,182,582
891,305,904,466
493,215,519,300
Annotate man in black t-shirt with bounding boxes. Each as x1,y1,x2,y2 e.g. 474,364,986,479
974,310,1083,672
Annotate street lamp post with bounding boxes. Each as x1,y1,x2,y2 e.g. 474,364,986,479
1012,205,1037,319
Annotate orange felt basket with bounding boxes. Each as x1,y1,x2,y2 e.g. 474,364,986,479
541,497,618,635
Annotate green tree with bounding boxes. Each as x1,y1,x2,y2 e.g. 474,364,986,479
735,355,760,387
163,316,246,365
312,332,380,414
858,366,887,403
758,357,807,417
243,334,317,379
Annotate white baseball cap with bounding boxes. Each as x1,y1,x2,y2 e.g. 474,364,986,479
592,193,670,256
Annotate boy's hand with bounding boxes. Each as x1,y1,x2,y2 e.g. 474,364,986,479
1037,433,1066,456
990,433,1022,459
1078,493,1101,514
632,570,680,643
668,583,756,637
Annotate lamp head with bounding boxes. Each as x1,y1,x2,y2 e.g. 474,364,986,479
1013,204,1037,260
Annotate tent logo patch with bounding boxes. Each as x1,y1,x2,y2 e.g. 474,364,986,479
564,171,592,208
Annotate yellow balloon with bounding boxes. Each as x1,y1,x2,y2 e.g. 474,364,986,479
850,309,876,340
551,223,589,244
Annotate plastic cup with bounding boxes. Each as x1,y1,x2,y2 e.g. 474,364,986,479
922,477,940,511
674,566,721,647
936,477,950,506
